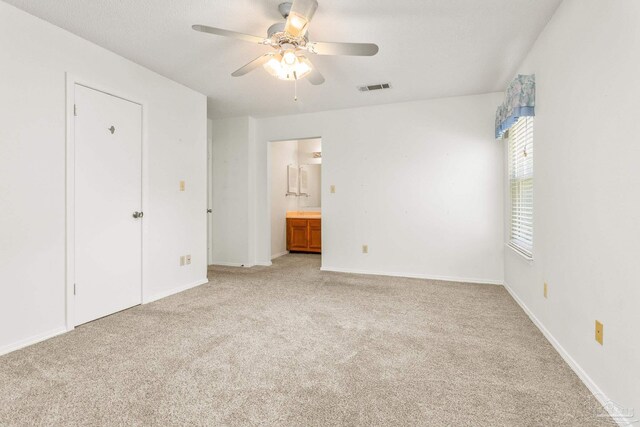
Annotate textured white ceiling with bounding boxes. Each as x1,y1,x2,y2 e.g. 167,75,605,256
4,0,561,118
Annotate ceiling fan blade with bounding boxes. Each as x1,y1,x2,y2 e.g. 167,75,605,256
306,65,325,85
307,41,379,56
231,54,274,77
284,0,318,38
192,25,268,45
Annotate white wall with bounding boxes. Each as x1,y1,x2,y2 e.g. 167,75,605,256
211,94,504,282
503,0,640,417
0,2,207,354
270,140,299,258
256,96,504,282
210,116,257,266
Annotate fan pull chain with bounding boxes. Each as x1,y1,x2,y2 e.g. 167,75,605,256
293,71,298,102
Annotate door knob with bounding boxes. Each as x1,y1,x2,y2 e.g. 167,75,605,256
132,211,143,219
207,209,212,213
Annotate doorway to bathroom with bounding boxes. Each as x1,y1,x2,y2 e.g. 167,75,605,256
269,138,322,261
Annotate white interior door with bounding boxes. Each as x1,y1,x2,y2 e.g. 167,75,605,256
74,84,142,325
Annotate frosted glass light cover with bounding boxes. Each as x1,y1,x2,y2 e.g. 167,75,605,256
263,53,313,81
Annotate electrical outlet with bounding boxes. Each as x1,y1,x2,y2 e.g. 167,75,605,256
543,282,548,298
180,256,185,266
362,244,368,254
595,320,603,345
179,180,186,191
186,255,191,265
330,185,336,194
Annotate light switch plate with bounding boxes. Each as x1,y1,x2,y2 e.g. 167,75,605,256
180,256,185,266
330,185,336,194
180,180,185,191
362,245,368,254
543,282,548,298
186,255,191,265
595,320,603,345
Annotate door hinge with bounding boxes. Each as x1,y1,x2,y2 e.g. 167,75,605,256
73,104,77,117
73,283,76,295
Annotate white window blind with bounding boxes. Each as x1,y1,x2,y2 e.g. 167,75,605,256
508,116,534,258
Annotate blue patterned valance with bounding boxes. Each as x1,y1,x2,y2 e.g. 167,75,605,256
495,74,535,139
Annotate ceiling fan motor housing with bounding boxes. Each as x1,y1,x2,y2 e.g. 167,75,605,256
267,22,286,38
267,22,308,48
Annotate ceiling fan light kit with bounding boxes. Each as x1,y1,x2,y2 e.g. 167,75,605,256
192,0,379,91
263,53,313,81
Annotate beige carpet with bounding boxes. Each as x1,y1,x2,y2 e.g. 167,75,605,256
0,254,609,426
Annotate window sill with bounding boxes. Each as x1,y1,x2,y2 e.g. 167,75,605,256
506,242,533,262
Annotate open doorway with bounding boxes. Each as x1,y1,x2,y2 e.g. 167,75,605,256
269,138,322,261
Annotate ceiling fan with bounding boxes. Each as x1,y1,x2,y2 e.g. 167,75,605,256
192,0,379,86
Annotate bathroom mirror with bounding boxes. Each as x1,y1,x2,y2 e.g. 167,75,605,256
298,164,321,209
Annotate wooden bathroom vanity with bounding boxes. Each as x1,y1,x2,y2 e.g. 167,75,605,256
286,211,321,253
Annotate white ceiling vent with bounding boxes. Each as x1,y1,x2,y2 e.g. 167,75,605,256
358,83,391,92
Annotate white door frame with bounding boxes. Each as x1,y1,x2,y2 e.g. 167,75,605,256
65,73,149,331
207,120,214,266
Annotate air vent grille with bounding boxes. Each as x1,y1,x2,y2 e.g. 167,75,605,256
358,83,391,92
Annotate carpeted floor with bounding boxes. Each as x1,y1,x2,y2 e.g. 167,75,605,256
0,254,609,426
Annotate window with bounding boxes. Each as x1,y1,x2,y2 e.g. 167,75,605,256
508,116,534,258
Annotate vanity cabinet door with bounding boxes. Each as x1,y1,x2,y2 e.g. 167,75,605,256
308,219,322,252
288,219,309,251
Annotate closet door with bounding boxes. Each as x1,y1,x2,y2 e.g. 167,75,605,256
74,84,143,325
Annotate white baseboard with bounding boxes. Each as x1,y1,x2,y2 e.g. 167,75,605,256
271,251,289,260
1,278,209,357
0,326,67,357
320,266,503,285
210,260,273,267
143,278,208,304
209,261,252,267
504,282,634,427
